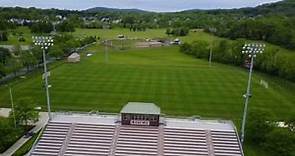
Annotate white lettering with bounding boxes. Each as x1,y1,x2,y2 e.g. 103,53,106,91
130,120,150,126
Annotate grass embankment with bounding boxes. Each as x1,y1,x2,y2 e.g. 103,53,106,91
13,130,41,156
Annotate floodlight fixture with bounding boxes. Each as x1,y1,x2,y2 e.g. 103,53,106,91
240,42,266,145
32,35,54,120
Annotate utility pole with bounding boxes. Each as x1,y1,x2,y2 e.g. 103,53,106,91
9,87,16,128
240,43,265,145
42,48,51,120
32,36,54,120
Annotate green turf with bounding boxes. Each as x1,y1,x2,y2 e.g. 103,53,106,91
0,45,294,122
0,27,294,120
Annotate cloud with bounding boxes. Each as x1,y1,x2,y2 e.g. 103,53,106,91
0,0,282,12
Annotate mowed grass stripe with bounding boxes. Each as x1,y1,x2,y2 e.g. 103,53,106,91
0,46,294,121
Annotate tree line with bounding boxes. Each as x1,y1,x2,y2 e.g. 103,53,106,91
1,1,295,50
180,40,295,82
246,110,294,156
0,35,97,79
206,16,295,50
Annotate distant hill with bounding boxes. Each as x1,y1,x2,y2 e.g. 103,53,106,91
253,0,295,16
182,0,295,16
84,7,148,13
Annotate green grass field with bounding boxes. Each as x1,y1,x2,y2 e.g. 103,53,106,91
0,27,294,120
0,45,294,121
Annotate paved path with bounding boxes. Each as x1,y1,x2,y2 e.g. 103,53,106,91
0,108,11,117
0,108,48,156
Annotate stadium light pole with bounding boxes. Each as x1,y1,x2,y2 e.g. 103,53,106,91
32,36,54,120
8,85,16,128
104,40,109,64
240,43,265,145
104,40,112,64
209,42,213,67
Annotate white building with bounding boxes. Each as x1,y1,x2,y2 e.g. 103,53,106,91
67,53,80,63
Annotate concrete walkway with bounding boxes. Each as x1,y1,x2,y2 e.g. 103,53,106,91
0,108,48,156
0,108,11,117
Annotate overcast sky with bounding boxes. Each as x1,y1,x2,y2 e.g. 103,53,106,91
0,0,282,12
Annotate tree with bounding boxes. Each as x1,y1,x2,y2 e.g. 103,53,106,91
246,109,275,145
122,16,136,28
0,63,5,78
31,46,43,64
13,98,39,126
30,21,53,33
166,28,173,36
21,51,38,71
5,57,22,77
230,39,245,65
191,41,210,58
0,47,10,65
180,43,192,54
169,27,189,36
263,128,295,156
213,40,231,64
56,21,75,32
49,45,64,58
285,118,294,131
0,119,23,152
14,44,21,56
67,14,83,27
0,31,8,41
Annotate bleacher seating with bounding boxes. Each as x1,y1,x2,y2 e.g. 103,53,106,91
30,120,243,156
211,130,243,156
31,122,116,156
114,126,159,156
64,123,115,156
163,127,209,156
31,122,71,156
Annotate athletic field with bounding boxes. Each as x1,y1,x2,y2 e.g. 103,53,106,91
0,45,294,122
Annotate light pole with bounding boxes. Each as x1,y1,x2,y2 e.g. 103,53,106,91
8,85,16,128
209,42,213,67
32,36,54,120
240,43,265,145
104,40,109,64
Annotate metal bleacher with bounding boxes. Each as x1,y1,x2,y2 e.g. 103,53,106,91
31,122,116,156
30,116,243,156
211,130,243,156
31,122,71,156
163,127,209,156
64,123,115,156
114,126,159,156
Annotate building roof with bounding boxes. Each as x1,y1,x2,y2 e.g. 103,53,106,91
120,102,160,115
68,52,80,59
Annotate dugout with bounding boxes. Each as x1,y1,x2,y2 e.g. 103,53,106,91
120,102,160,126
